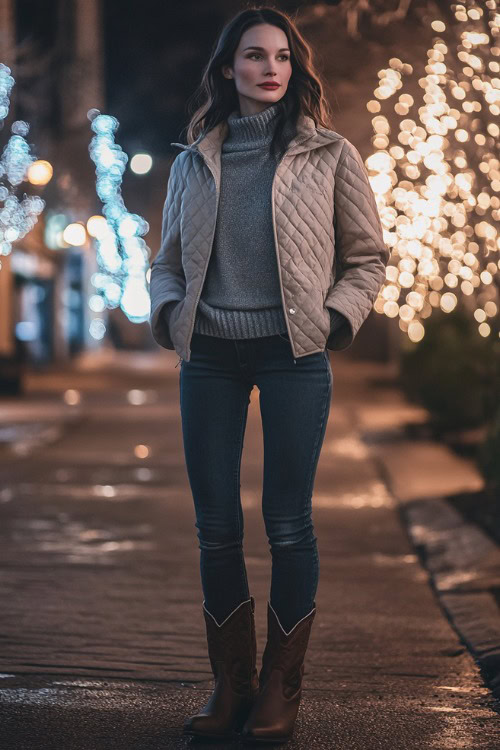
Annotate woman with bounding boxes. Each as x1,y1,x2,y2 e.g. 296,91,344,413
149,6,389,744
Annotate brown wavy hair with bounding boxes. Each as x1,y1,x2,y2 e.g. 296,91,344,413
183,5,335,160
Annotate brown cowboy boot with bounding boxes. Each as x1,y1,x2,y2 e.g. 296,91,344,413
183,596,259,740
241,600,316,744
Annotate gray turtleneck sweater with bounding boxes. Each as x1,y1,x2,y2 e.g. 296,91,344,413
161,102,347,342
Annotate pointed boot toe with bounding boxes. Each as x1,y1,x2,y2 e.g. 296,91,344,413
241,601,316,744
240,671,298,744
182,596,259,740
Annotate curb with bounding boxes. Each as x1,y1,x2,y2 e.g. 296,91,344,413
361,429,500,708
400,495,500,703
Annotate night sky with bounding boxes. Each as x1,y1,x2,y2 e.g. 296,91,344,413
102,0,310,156
14,0,310,158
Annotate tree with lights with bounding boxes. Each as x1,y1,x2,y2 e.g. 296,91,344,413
0,63,46,263
88,110,151,330
0,61,47,385
361,0,499,345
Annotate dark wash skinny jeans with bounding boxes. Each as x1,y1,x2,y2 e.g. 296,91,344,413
179,330,333,634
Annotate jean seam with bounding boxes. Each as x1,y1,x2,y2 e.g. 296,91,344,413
272,356,329,619
323,349,333,390
305,357,330,606
234,389,251,597
303,354,331,507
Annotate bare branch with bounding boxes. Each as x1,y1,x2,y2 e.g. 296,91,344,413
372,0,413,27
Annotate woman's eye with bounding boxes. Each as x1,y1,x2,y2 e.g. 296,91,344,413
248,54,289,61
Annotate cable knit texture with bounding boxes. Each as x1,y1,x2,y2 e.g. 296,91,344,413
160,102,349,342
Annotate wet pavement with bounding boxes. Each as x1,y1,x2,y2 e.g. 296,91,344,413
0,350,499,748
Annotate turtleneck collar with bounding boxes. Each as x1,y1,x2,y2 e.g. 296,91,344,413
223,101,282,152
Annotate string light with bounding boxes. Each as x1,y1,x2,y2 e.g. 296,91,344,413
88,110,151,326
366,2,499,343
0,64,45,260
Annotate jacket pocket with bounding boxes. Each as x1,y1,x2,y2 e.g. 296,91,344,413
168,297,186,348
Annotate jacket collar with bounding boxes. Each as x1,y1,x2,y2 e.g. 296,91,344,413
170,111,341,161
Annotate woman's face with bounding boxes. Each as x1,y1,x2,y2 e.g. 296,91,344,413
222,23,293,117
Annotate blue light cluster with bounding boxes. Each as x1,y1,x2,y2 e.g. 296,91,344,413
0,63,14,123
0,64,45,258
88,111,151,323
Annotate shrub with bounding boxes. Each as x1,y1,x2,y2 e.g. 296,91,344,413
398,305,500,435
478,403,500,491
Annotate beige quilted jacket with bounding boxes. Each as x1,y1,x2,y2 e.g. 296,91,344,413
149,111,390,362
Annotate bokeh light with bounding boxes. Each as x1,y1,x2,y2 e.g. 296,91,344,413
365,5,499,343
27,160,53,186
130,153,153,175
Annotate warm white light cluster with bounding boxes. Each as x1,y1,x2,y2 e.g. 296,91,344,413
365,2,499,343
88,111,151,325
0,64,45,263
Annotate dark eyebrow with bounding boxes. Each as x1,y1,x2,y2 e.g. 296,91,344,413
243,46,290,52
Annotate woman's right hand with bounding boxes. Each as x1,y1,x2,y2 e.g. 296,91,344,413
161,300,181,333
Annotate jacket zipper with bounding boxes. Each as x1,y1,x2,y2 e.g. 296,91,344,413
270,136,310,362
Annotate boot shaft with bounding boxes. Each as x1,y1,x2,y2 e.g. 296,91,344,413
203,596,258,694
259,601,316,696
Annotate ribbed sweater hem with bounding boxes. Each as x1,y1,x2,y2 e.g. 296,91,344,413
193,303,287,339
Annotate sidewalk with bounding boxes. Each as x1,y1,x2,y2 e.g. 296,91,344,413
0,350,498,748
350,363,500,708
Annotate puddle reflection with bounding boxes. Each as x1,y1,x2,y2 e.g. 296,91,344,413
11,517,154,563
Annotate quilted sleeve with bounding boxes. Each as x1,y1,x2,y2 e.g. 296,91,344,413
325,139,390,351
149,154,186,350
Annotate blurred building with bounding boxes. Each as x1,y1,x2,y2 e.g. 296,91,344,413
0,0,106,391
